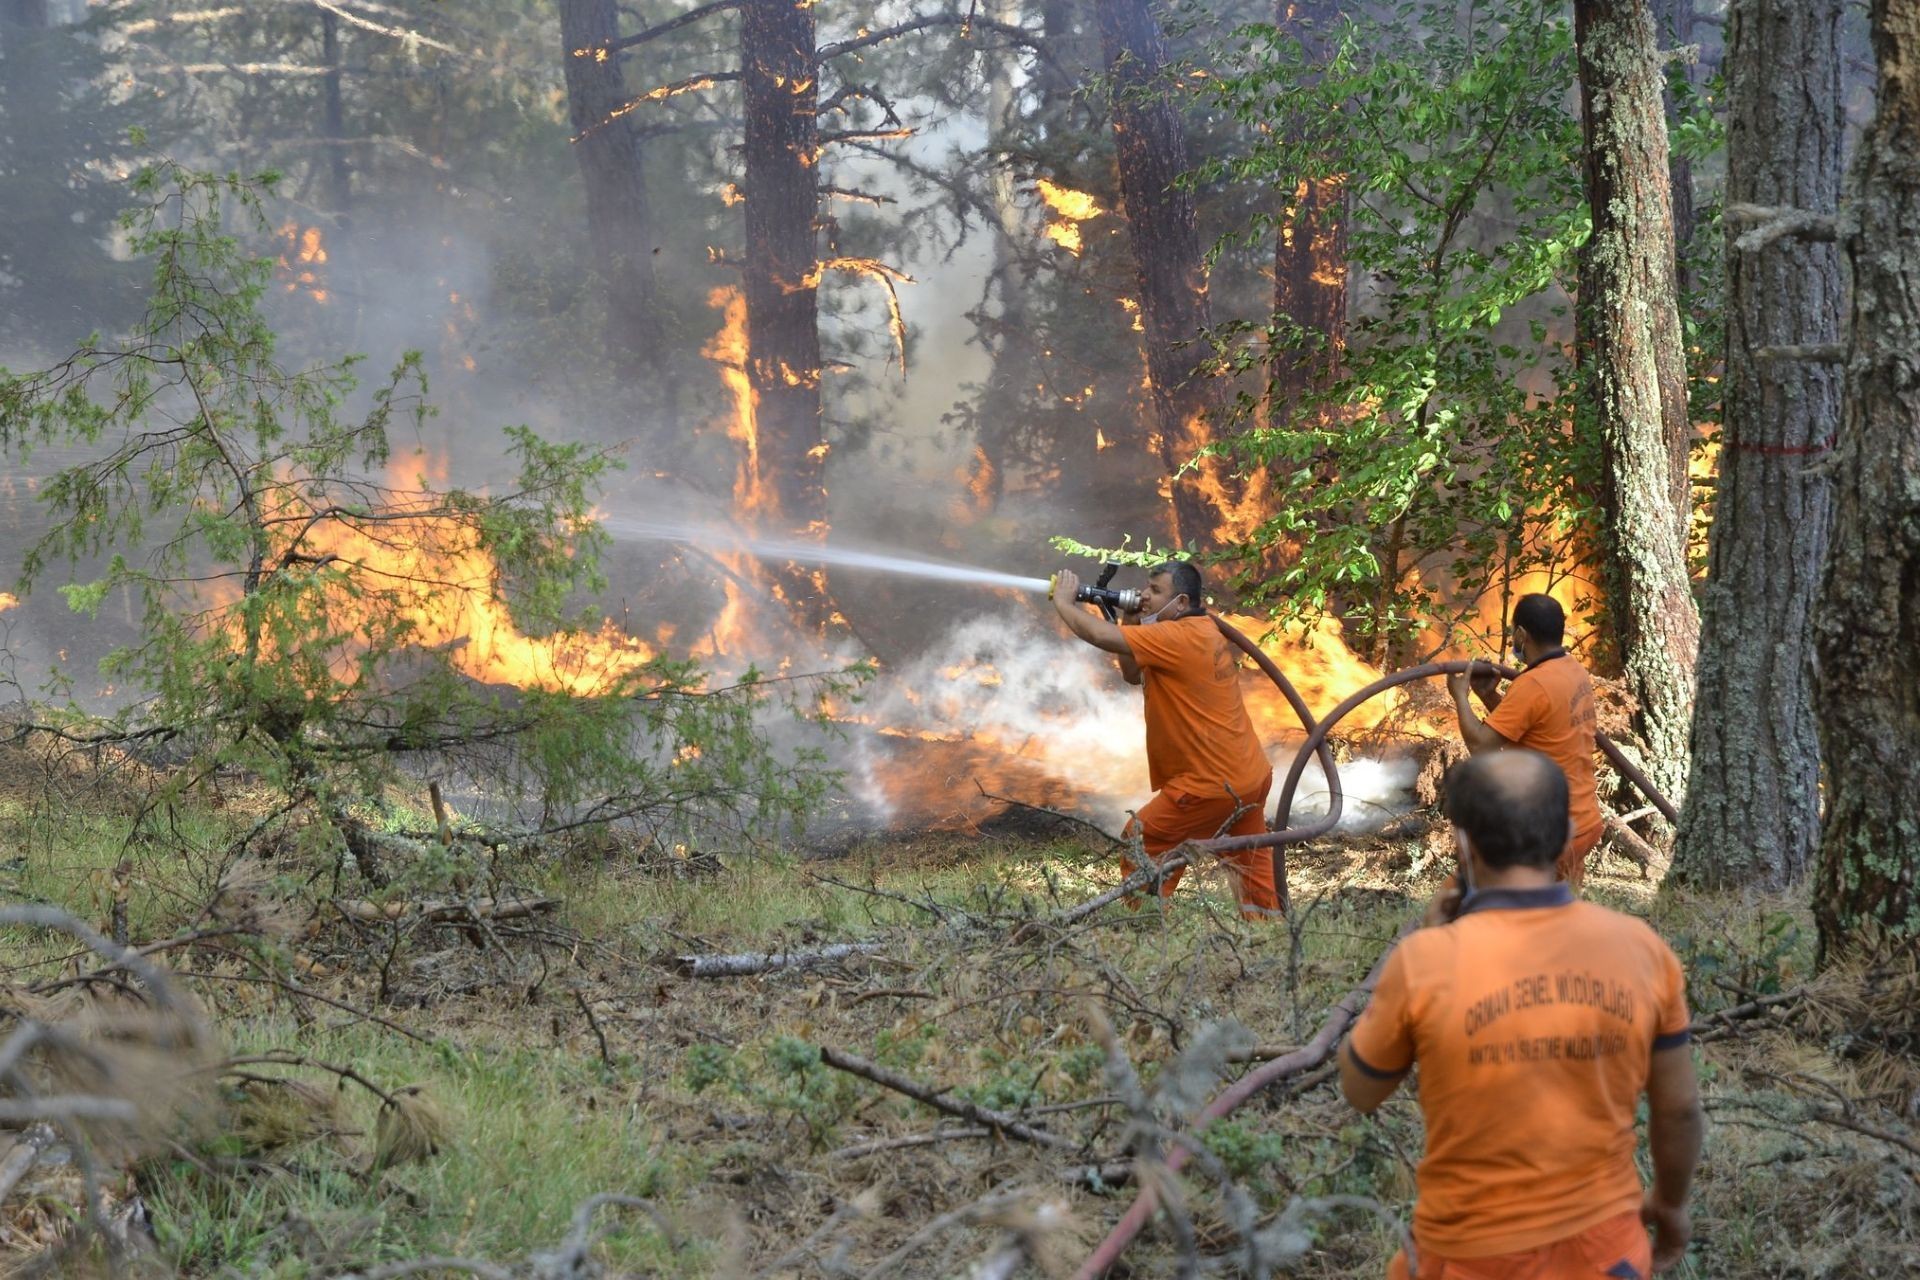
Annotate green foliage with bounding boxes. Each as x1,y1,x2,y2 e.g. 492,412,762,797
1671,910,1807,1007
1198,0,1596,652
757,1036,862,1149
682,1043,738,1096
0,162,856,874
1202,1117,1291,1186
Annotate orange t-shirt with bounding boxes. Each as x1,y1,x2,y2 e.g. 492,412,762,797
1484,654,1603,852
1347,887,1693,1258
1119,615,1270,800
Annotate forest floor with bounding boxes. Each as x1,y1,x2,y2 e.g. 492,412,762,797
1,739,1918,1279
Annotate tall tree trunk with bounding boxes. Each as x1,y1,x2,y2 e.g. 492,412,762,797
1652,0,1697,295
559,0,667,389
1673,0,1844,890
1270,0,1346,421
1094,0,1237,551
1574,0,1700,804
740,0,825,534
1813,0,1920,955
321,10,352,218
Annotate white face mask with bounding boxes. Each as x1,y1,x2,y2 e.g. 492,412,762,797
1141,596,1187,625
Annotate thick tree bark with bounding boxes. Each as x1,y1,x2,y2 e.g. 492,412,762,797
1813,0,1920,953
740,0,825,534
1270,0,1346,420
1673,0,1844,890
1574,0,1700,804
559,0,667,386
1652,0,1697,294
1095,0,1238,551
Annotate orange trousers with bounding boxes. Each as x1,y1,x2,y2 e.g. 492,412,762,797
1387,1211,1652,1280
1121,774,1278,919
1558,826,1604,889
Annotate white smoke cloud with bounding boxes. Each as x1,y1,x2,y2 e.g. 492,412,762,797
857,610,1415,834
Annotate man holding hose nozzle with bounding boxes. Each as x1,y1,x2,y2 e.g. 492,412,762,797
1341,751,1703,1278
1448,593,1604,888
1047,563,1279,919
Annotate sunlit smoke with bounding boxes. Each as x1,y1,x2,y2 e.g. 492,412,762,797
854,611,1415,832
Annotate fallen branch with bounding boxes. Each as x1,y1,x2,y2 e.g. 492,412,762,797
1223,1042,1304,1064
816,1045,1074,1150
332,894,557,926
0,1124,57,1205
1073,932,1406,1279
1040,850,1192,931
1602,812,1661,876
673,942,884,978
1690,986,1808,1042
827,1126,992,1160
1801,1104,1920,1161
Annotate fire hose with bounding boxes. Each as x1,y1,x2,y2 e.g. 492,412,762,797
1073,625,1679,1278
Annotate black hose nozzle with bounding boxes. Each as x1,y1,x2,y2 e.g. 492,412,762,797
1076,585,1142,615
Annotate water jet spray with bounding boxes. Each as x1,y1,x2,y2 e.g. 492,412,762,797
600,514,1055,595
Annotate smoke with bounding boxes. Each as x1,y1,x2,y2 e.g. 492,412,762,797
850,609,1415,835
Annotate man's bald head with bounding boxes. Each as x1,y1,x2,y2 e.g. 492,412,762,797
1443,750,1571,869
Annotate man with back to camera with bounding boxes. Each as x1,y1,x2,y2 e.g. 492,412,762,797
1047,562,1278,918
1340,751,1704,1279
1447,592,1605,887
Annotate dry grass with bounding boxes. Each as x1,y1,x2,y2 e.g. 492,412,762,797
0,737,1916,1277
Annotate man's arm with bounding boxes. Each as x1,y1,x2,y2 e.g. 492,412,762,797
1053,591,1132,655
1447,670,1515,754
1338,1041,1406,1113
1116,614,1144,685
1642,1045,1704,1272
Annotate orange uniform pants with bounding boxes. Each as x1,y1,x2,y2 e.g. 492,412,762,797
1558,826,1604,889
1121,774,1278,919
1387,1211,1652,1280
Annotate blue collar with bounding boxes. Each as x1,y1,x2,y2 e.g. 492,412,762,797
1457,883,1576,916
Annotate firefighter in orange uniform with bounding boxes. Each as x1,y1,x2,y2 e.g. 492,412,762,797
1048,563,1278,918
1341,751,1704,1278
1448,593,1605,886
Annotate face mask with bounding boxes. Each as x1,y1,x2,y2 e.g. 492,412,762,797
1141,596,1186,625
1511,634,1528,666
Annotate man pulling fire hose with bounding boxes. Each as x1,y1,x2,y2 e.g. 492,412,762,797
1448,593,1605,888
1047,564,1280,919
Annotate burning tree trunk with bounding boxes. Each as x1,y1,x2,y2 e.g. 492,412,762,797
1813,0,1920,955
1573,0,1700,804
1094,0,1238,551
559,0,667,387
741,0,826,535
1270,0,1346,422
1673,0,1844,891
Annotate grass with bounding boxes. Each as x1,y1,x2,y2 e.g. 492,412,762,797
2,747,1917,1278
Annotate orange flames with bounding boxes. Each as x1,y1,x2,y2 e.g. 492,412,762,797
222,458,655,697
1218,612,1402,736
274,223,329,303
1034,179,1104,256
703,287,770,516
